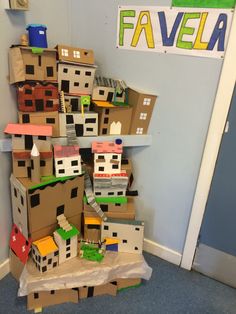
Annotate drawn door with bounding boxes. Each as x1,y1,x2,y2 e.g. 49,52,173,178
193,85,236,287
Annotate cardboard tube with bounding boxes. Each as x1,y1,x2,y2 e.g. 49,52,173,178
31,144,40,184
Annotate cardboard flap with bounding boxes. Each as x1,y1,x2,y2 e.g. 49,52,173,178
9,47,25,84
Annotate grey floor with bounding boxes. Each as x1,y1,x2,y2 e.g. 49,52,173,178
0,253,236,314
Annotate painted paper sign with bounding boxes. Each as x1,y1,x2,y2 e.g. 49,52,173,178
117,6,233,58
172,0,236,9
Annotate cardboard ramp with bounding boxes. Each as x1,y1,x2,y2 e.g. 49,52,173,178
19,251,152,296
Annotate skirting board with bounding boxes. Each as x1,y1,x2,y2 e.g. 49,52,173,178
0,258,9,280
0,240,181,281
143,238,182,266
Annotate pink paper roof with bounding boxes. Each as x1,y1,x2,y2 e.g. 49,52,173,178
4,124,52,136
92,141,123,154
54,145,80,158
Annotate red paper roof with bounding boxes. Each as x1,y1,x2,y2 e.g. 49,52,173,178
54,145,80,158
4,124,52,136
92,141,123,154
13,151,53,159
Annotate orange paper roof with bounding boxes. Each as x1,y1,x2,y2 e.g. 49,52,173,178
92,141,123,154
54,145,80,158
33,236,58,257
4,124,52,137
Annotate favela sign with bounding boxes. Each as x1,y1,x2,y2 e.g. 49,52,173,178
117,6,233,58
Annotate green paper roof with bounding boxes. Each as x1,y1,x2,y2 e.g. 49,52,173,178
83,195,127,204
172,0,235,8
56,224,79,240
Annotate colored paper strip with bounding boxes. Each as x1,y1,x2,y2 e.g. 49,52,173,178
172,0,235,8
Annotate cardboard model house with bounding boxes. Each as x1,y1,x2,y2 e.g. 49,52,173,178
83,216,101,243
27,288,78,311
57,45,95,65
17,82,59,112
84,196,135,220
59,112,98,137
58,63,96,95
101,219,144,254
92,101,132,135
10,174,84,240
92,77,126,103
32,236,59,273
9,47,57,84
92,141,123,174
4,123,52,152
54,145,82,177
54,215,79,264
60,94,90,113
128,88,157,135
18,111,59,137
12,150,53,178
79,282,117,299
93,173,128,198
10,224,32,264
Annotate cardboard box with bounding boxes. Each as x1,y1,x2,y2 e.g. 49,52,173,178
59,112,98,137
62,94,90,112
4,123,52,152
17,82,59,112
101,218,144,254
18,111,59,137
128,88,157,135
84,197,135,220
2,0,29,10
10,174,84,239
58,63,96,95
92,101,132,135
79,282,117,299
9,249,25,282
27,288,78,310
83,216,101,242
93,173,128,198
12,150,53,178
57,45,95,65
121,159,134,188
116,278,141,290
9,47,57,84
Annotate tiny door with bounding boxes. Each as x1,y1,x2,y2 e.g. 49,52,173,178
107,92,114,102
75,124,84,137
61,80,70,93
193,85,236,287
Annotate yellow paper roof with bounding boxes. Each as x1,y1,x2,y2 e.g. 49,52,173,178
84,217,102,225
93,101,115,108
33,236,58,256
105,237,120,245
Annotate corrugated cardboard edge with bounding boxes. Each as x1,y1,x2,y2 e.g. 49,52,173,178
0,258,10,280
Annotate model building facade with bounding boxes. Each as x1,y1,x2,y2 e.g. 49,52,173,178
101,219,144,254
32,236,59,273
128,88,157,135
57,45,95,65
9,47,57,84
17,82,59,112
54,145,82,177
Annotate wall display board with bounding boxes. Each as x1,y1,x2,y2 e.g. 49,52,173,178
117,6,233,58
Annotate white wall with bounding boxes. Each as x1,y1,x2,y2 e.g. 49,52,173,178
0,0,72,263
71,0,223,254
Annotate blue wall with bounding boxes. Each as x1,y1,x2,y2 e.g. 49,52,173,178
71,0,223,254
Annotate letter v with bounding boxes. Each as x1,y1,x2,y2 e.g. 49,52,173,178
158,12,184,46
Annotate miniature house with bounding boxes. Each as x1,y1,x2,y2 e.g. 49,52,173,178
32,236,59,273
57,45,95,65
9,47,57,84
58,63,96,95
10,224,32,264
93,173,128,198
53,215,79,264
128,88,157,135
59,112,98,137
92,77,126,103
92,141,123,174
54,145,82,177
17,82,59,112
12,150,53,178
18,111,59,137
4,123,52,152
60,94,90,113
92,101,132,135
10,174,84,240
101,219,144,254
83,216,101,242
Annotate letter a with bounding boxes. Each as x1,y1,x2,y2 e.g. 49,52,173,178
131,11,155,48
